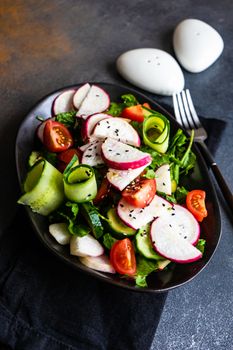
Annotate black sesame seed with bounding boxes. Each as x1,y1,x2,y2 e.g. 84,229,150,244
106,121,109,124
120,204,124,207
129,214,132,217
169,224,172,227
162,203,165,207
108,149,112,152
107,126,110,129
116,153,120,156
125,150,129,152
163,182,165,186
171,213,175,216
133,216,136,220
130,209,134,213
184,236,187,239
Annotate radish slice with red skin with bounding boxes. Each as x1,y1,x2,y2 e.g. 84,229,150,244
93,117,140,147
76,85,110,119
102,138,151,170
52,89,76,115
81,113,112,141
73,83,91,109
150,217,202,263
107,162,151,191
166,204,200,245
117,195,173,230
81,139,104,167
79,255,116,274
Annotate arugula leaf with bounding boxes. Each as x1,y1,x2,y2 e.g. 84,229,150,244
143,168,155,179
106,94,139,117
175,186,188,204
121,94,139,107
103,233,118,250
135,256,158,288
157,191,177,204
196,239,206,254
106,102,124,117
140,145,170,168
55,110,77,128
52,201,90,236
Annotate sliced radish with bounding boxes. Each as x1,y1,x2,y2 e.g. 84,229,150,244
102,138,151,170
117,195,173,230
93,117,140,147
49,223,71,245
78,137,100,153
82,113,112,141
70,234,104,257
81,139,104,167
73,83,91,109
150,218,202,263
79,255,116,274
155,164,172,195
52,89,76,115
76,85,110,119
107,162,151,191
164,204,200,245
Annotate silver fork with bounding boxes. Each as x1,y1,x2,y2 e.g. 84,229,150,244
173,89,233,214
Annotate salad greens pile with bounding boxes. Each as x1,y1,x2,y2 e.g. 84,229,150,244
18,88,206,288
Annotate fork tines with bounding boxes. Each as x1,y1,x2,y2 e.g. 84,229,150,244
173,89,201,130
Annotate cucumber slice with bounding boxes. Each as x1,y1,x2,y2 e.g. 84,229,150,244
142,107,170,153
135,224,164,260
28,151,42,167
18,159,64,216
106,207,136,237
81,202,104,239
63,155,97,203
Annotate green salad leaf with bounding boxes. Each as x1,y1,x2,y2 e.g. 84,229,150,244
135,256,158,288
106,93,139,117
103,233,118,250
196,239,206,254
55,110,77,128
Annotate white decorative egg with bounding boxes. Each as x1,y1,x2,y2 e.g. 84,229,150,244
173,19,224,73
116,48,185,96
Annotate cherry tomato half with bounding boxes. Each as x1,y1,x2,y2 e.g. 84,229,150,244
122,178,156,208
121,103,151,123
186,189,208,222
93,177,111,205
43,120,73,152
57,148,81,172
110,238,136,275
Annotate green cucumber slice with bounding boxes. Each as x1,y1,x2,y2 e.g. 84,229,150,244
63,155,97,203
142,107,170,153
81,202,104,239
18,159,64,216
28,151,42,167
136,224,164,260
106,207,136,237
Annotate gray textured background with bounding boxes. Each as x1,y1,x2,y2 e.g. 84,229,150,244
0,1,232,349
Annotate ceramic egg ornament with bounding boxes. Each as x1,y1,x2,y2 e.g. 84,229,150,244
116,48,185,96
173,19,224,73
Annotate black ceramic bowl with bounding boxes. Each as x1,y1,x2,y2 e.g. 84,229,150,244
15,82,221,293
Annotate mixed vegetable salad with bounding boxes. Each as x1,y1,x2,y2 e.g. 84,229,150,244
18,83,208,288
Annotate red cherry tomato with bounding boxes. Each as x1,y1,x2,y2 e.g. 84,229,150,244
110,238,136,276
93,178,111,205
57,148,81,172
122,178,156,208
43,120,73,152
121,103,151,123
186,190,208,222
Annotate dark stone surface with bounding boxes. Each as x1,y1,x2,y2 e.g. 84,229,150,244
0,1,232,349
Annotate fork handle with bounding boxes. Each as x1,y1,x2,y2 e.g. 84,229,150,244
198,142,233,214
